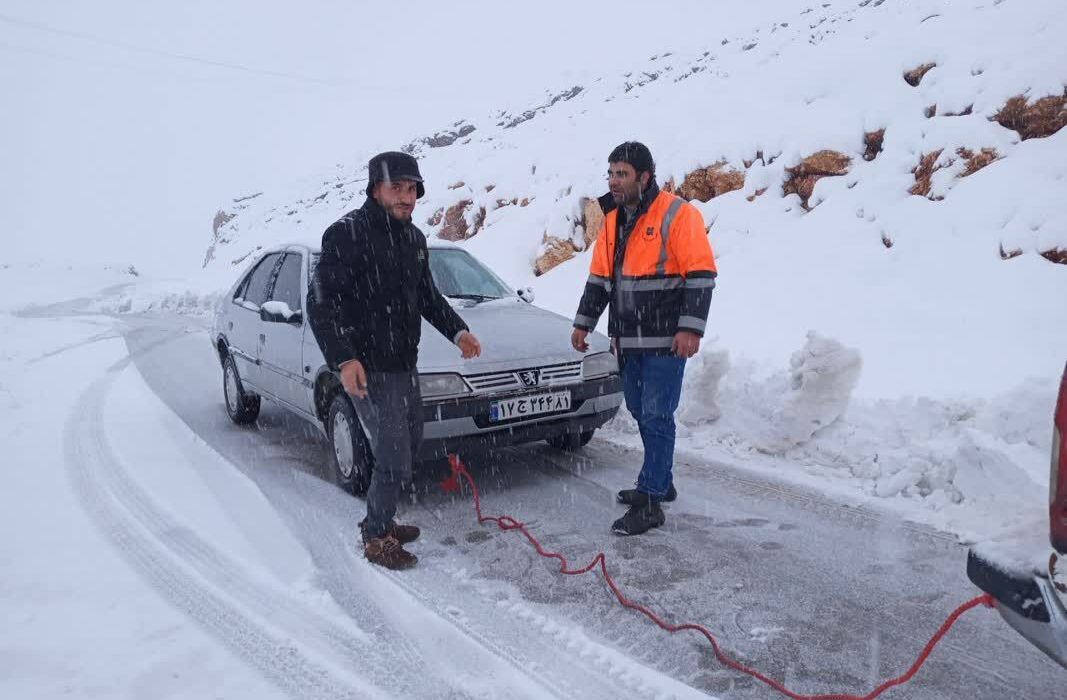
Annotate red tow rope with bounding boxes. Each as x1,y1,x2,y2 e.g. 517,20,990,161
444,454,996,700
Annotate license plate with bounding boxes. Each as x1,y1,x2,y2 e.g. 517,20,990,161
489,391,571,422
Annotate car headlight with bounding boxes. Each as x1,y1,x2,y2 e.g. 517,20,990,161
582,352,618,379
419,373,471,399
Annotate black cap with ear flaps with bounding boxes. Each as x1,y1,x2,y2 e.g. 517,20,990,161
366,151,425,198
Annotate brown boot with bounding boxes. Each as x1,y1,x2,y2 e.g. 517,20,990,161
387,522,420,544
364,534,418,570
360,519,421,545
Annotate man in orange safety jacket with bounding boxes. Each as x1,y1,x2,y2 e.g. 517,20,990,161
571,141,717,535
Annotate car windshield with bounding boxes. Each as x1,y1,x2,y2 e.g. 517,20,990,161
312,248,513,302
428,249,512,301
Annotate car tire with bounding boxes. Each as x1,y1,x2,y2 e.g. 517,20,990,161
547,429,595,451
222,353,260,424
326,391,373,497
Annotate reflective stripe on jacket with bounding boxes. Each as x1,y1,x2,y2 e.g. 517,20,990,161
573,186,717,352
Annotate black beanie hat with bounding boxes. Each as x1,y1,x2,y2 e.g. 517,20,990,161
608,141,655,178
366,151,425,198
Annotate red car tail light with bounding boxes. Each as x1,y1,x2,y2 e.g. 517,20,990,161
1051,362,1067,553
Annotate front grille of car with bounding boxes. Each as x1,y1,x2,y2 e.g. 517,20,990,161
464,361,582,395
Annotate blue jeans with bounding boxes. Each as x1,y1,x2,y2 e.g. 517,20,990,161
621,353,687,499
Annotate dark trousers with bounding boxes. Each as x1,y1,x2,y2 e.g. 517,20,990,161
350,370,422,539
621,353,687,499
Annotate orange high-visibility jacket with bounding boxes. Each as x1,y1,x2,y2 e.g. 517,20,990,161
573,186,717,352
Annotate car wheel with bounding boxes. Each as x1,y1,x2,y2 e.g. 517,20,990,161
547,429,595,451
326,391,372,497
223,354,260,424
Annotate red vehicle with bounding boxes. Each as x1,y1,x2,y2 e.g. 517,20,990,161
967,362,1067,668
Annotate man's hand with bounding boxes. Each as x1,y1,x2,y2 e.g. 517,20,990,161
457,331,481,359
571,328,590,353
339,359,368,398
672,331,701,359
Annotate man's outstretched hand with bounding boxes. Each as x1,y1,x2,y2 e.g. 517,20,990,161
457,331,481,359
571,327,590,353
339,359,368,398
672,331,701,359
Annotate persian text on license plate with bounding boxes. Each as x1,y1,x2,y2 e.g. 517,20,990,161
489,391,572,422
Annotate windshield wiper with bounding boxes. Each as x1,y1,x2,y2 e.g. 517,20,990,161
446,293,500,302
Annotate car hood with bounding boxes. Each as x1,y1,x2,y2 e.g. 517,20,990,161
417,297,610,374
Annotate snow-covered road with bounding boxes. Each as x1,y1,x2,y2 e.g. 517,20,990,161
4,308,1063,698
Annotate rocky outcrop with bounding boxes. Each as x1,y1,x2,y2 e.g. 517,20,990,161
909,149,945,199
903,62,936,87
672,163,746,203
993,93,1067,140
436,200,486,241
1041,249,1067,265
579,197,604,249
863,129,885,161
782,150,851,208
202,193,262,268
910,147,1000,199
958,147,999,177
534,236,577,276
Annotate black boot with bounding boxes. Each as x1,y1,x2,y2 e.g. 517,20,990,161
611,498,666,536
617,483,677,505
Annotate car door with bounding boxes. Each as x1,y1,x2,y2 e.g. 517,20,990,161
258,252,310,413
229,252,283,391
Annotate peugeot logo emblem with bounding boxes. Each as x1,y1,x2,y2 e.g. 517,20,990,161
517,369,541,388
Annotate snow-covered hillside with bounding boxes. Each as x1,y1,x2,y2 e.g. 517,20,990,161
123,0,1066,542
200,0,1066,392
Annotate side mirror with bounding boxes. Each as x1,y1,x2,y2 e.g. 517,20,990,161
260,302,302,325
517,287,535,304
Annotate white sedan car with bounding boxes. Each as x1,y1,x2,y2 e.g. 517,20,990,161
211,241,623,495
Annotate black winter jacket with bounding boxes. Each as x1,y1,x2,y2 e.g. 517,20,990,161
309,197,468,373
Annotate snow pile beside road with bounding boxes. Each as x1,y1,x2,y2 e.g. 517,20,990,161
677,346,730,425
669,331,862,455
760,332,862,454
634,349,1054,540
89,284,222,317
0,262,137,313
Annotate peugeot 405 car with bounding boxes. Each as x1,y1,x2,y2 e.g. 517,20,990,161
211,241,623,494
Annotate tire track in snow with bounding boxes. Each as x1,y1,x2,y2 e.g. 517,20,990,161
65,359,435,699
566,440,960,550
125,332,569,699
118,316,653,699
375,562,704,700
120,321,434,679
537,442,1030,695
256,478,576,700
401,450,722,700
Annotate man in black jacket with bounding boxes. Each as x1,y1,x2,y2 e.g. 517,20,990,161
310,151,481,570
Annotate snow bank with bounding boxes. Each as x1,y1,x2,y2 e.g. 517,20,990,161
760,332,862,454
620,344,1055,541
89,286,222,316
0,262,137,313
